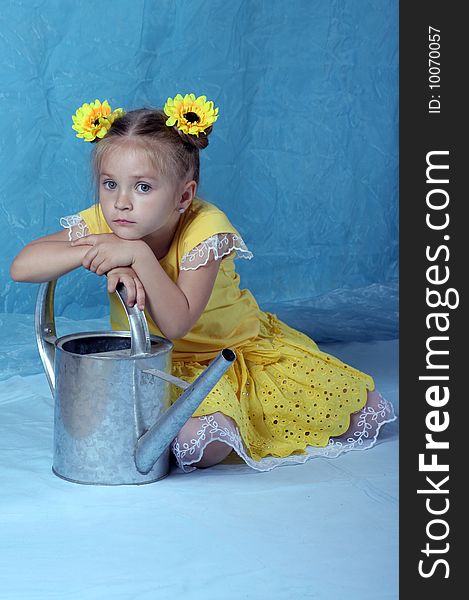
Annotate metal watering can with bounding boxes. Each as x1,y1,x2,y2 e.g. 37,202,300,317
35,278,236,485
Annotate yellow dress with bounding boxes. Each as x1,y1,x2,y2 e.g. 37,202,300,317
74,198,377,464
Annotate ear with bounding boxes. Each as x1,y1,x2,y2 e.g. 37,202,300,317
179,179,197,210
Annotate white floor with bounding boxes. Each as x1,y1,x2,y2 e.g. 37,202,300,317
0,338,398,600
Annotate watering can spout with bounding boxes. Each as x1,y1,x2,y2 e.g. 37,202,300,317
135,348,236,474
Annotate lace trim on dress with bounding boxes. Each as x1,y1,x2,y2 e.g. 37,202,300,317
171,394,397,473
180,233,253,271
60,214,89,241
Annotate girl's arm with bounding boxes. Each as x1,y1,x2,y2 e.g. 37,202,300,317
130,243,222,340
71,234,221,340
10,229,91,283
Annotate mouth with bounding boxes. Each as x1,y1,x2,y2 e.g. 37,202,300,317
113,219,136,224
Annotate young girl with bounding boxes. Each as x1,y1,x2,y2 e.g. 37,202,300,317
10,95,396,473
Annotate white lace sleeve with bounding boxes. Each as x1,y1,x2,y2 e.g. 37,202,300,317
180,232,254,271
59,214,89,241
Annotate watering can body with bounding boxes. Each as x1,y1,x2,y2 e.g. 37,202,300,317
35,279,236,485
52,331,173,484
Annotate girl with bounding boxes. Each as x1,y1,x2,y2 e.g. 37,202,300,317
10,95,396,473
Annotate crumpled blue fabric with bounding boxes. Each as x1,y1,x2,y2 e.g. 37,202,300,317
0,0,398,343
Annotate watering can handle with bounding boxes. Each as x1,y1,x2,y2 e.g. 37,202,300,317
35,280,57,394
114,282,151,356
35,278,152,393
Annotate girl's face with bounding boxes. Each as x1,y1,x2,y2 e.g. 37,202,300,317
98,143,190,247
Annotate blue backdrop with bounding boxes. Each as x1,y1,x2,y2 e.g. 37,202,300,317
0,0,398,343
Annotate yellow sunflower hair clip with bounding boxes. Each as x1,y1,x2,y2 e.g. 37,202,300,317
163,93,219,136
72,99,125,142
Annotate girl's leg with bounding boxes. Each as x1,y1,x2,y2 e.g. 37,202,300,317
173,412,234,469
341,389,385,437
193,439,233,468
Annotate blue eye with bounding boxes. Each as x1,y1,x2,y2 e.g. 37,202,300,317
103,180,117,190
137,183,152,193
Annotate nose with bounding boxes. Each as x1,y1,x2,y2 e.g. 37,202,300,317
114,191,132,210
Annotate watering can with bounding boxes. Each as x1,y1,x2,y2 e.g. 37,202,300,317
35,278,236,485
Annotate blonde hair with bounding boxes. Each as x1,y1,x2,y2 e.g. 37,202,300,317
91,107,213,195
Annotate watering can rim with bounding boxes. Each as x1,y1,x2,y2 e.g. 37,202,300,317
55,330,173,360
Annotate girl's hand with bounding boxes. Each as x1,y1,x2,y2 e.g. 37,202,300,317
106,266,146,310
71,234,143,275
